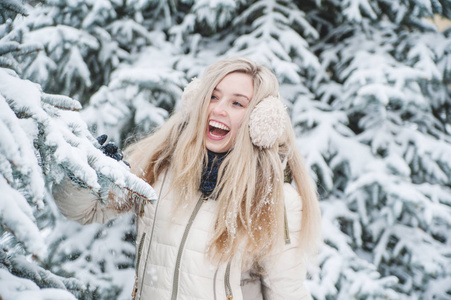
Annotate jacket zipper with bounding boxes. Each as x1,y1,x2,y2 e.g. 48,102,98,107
284,203,291,245
132,232,147,299
213,266,219,300
171,196,205,300
137,170,168,299
136,232,146,274
224,261,233,299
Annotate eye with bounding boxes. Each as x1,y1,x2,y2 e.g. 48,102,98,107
211,95,218,100
233,101,244,107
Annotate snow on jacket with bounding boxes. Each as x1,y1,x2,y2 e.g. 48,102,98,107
53,170,312,300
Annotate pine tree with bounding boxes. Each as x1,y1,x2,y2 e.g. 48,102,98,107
16,0,154,104
0,0,28,24
81,45,186,145
0,2,156,298
0,67,156,298
44,214,137,299
299,0,451,298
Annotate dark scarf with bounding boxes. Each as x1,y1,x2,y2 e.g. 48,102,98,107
199,150,227,198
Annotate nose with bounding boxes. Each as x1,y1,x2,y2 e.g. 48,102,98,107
211,99,227,117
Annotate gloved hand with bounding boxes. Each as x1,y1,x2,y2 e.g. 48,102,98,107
97,134,130,167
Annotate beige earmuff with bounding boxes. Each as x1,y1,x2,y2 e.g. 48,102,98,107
249,95,286,148
180,77,201,117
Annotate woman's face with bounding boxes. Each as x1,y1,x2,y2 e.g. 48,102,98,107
205,72,253,153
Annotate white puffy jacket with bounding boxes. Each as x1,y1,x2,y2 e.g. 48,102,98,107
53,171,312,300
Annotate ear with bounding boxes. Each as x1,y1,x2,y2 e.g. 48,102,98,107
249,95,286,148
180,77,201,117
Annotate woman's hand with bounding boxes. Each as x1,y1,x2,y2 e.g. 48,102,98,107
97,134,130,167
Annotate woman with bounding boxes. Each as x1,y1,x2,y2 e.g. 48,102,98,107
53,57,322,299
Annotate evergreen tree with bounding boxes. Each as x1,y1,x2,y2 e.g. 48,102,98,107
0,2,156,298
44,214,137,299
81,45,186,145
16,0,155,104
300,0,451,298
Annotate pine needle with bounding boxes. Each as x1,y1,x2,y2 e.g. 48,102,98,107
41,93,82,111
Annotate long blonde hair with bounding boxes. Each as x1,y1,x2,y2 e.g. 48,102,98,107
125,57,321,265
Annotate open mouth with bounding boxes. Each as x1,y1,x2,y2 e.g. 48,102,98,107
208,120,230,138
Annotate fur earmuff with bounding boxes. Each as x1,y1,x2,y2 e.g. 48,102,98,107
180,77,201,117
249,96,286,148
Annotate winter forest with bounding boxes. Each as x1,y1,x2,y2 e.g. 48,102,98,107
1,0,451,299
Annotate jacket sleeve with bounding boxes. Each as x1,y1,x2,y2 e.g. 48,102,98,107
260,183,312,300
52,178,124,225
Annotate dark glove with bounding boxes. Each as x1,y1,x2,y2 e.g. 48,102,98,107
97,134,130,167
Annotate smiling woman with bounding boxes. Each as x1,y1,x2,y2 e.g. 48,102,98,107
53,57,322,300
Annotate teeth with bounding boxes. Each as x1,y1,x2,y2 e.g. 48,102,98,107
209,120,230,131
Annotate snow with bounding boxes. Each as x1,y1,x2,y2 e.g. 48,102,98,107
61,46,92,90
23,52,58,85
0,69,44,119
0,269,76,300
82,0,116,29
0,176,46,257
0,73,45,208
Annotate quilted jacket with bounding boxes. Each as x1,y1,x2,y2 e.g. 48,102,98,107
53,170,312,300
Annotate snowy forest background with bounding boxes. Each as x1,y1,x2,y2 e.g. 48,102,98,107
1,0,451,299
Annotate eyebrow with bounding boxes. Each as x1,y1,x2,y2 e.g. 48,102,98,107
214,88,251,101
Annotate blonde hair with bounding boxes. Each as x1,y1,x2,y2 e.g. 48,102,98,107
125,57,321,265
